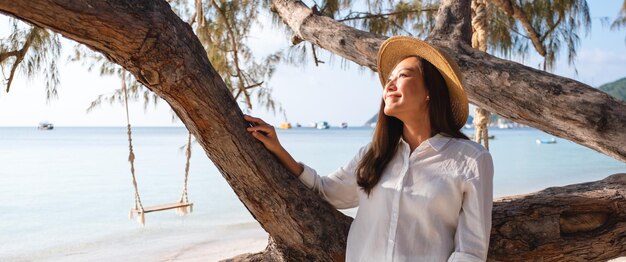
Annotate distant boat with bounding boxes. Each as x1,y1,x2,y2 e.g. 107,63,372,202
316,121,330,129
536,138,557,144
278,122,292,129
341,122,348,129
497,123,512,129
38,121,54,130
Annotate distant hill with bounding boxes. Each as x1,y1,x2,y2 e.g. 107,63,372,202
598,77,626,102
364,113,377,126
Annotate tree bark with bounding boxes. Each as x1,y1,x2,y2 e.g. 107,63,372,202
1,0,624,261
270,0,626,163
489,173,626,261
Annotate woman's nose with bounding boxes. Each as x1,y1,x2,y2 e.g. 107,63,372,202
385,79,397,91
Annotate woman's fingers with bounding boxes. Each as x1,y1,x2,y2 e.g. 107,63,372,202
251,130,270,144
247,124,275,135
243,114,266,126
243,115,283,152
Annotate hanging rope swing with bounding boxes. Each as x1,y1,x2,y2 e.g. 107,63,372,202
121,72,193,226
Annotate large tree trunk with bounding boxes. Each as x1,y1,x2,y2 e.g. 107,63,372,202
0,0,624,261
270,0,626,163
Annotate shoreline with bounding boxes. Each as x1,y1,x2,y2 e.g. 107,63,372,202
4,224,268,262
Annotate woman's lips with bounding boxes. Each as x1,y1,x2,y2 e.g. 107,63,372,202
386,94,401,99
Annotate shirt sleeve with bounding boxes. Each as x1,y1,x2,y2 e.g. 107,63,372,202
297,144,369,209
448,152,494,262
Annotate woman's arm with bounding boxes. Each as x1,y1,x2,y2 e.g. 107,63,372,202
244,114,303,176
448,152,494,262
244,115,364,209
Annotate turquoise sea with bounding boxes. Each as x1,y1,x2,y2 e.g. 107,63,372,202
0,127,624,261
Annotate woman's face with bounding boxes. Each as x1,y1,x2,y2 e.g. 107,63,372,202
383,57,429,121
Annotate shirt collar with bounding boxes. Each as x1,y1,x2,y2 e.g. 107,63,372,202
399,132,451,152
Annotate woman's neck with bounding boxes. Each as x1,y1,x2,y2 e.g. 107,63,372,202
402,118,433,152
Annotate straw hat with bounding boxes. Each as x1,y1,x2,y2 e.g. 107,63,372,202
377,36,469,129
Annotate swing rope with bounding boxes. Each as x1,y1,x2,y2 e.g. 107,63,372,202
176,132,193,216
122,71,194,226
121,72,146,225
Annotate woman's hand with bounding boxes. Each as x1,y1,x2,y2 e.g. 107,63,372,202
244,114,283,155
244,114,303,176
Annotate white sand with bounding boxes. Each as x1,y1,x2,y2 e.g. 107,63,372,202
20,225,268,262
162,229,268,262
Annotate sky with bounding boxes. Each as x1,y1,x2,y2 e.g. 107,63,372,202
0,1,624,127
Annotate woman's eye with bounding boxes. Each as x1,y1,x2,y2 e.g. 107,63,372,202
399,73,407,78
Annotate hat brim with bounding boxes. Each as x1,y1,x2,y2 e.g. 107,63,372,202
377,36,469,129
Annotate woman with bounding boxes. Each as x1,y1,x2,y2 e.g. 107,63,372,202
244,36,494,262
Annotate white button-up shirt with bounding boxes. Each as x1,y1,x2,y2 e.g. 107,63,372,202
298,133,494,262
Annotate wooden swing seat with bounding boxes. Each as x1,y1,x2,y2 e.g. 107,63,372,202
130,202,193,215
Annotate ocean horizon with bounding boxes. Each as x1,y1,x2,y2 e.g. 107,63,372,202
1,126,624,261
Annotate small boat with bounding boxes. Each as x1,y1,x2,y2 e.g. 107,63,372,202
316,121,330,129
38,121,54,130
536,138,557,144
341,122,348,129
278,122,292,129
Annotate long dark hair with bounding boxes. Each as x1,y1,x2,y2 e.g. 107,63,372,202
356,57,469,196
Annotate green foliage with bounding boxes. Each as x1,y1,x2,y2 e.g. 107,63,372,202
524,0,590,71
486,4,530,61
198,0,283,113
611,0,626,43
611,1,626,30
336,0,439,37
78,0,284,117
69,43,159,113
486,0,590,71
598,77,626,102
0,18,61,100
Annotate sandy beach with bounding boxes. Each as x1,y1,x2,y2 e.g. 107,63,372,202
162,229,268,262
13,224,269,262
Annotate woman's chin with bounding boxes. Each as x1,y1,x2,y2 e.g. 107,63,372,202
383,108,398,117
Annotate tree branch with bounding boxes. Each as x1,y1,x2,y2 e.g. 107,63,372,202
540,13,563,43
209,0,253,108
429,0,472,44
1,27,37,92
337,9,438,22
311,43,324,66
0,49,20,63
490,0,547,57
